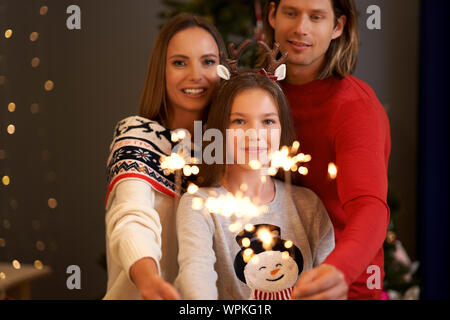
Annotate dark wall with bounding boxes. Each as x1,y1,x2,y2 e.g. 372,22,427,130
0,0,165,299
354,0,419,260
0,0,420,299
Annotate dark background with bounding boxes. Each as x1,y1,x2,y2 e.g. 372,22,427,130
0,0,447,299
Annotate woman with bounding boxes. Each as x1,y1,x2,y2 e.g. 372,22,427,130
103,13,226,300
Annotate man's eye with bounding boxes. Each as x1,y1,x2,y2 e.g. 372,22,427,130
311,15,322,21
284,11,296,17
259,266,267,271
173,60,186,67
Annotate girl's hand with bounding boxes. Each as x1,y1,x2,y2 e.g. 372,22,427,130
130,257,181,300
292,264,348,300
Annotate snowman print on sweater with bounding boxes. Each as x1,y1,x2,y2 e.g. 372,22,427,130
234,224,304,300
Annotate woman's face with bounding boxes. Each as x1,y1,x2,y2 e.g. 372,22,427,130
165,27,220,116
227,88,282,168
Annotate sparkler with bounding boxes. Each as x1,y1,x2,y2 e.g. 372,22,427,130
328,162,338,180
160,129,200,211
266,141,312,204
190,188,269,234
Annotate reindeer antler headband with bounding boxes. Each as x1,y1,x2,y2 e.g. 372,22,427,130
216,40,288,82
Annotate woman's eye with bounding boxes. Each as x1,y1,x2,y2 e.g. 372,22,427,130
259,266,267,271
204,59,216,66
173,60,186,67
276,263,282,267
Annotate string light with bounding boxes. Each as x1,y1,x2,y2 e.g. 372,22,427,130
29,32,39,42
3,219,11,229
2,175,10,186
40,6,48,15
0,238,6,247
12,260,21,269
0,272,5,280
30,103,39,113
44,80,54,91
8,102,16,112
36,241,45,251
4,29,13,39
34,260,44,270
48,198,58,209
31,57,40,68
7,124,15,134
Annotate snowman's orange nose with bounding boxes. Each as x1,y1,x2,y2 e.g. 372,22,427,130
270,268,280,276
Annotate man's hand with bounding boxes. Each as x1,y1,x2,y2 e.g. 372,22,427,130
130,257,181,300
292,264,348,300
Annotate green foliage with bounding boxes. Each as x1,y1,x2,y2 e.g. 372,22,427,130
160,0,263,67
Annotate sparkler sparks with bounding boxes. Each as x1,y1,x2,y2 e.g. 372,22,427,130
328,162,338,180
268,142,311,175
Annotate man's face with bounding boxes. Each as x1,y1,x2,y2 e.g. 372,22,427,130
268,0,345,72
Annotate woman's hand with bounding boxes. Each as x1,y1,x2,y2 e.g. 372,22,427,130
130,257,181,300
292,264,348,300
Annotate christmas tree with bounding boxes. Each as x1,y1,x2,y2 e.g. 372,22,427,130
159,0,265,67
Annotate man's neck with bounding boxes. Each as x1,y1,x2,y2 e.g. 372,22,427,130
285,57,326,86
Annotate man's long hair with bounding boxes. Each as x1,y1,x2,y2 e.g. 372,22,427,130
263,0,359,79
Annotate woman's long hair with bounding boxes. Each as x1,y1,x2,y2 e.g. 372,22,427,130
138,13,227,126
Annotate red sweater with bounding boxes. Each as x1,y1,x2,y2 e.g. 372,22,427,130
282,76,391,300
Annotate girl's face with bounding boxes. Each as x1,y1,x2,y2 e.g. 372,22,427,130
165,27,220,115
227,88,282,168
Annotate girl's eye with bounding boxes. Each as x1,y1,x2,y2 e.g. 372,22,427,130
173,60,186,67
276,263,282,267
231,119,245,125
259,266,267,271
263,119,276,125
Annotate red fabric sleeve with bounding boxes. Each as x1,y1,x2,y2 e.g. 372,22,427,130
324,196,389,284
323,98,390,285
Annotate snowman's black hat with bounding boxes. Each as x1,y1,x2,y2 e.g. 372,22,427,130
233,224,304,283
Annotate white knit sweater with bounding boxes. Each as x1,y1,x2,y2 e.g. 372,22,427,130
103,116,180,300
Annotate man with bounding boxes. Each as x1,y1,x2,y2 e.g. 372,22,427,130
263,0,391,299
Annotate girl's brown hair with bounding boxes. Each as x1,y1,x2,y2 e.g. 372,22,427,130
262,0,359,79
138,13,227,125
199,73,296,187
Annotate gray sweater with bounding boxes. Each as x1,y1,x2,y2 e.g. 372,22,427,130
175,179,335,300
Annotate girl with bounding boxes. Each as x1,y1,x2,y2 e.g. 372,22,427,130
103,13,226,300
175,47,335,300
